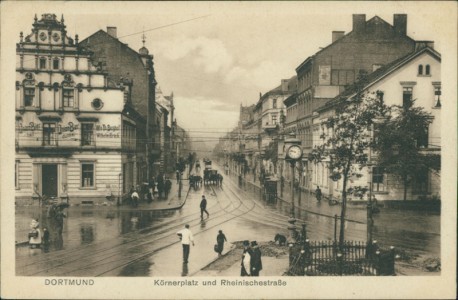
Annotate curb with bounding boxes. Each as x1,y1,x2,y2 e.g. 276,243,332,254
153,185,191,211
189,243,237,277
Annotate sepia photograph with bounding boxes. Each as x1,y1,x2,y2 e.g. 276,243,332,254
1,1,456,299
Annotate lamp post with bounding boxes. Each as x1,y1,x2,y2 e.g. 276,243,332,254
117,173,122,206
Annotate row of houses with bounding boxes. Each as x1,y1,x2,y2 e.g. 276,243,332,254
215,14,441,202
15,13,191,205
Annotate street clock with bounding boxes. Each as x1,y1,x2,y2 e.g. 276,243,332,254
287,145,302,160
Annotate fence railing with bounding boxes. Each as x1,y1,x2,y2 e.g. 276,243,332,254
288,240,396,276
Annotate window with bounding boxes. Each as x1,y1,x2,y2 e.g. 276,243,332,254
43,123,57,146
412,168,429,194
272,114,278,125
416,126,429,148
81,123,94,146
63,88,74,107
372,167,385,192
418,65,423,75
81,163,95,188
434,85,441,107
376,91,384,102
24,87,35,107
15,161,19,189
53,58,59,70
39,58,47,69
403,87,413,108
273,99,277,108
425,65,430,75
331,70,355,86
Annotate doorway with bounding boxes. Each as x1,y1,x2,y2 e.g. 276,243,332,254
42,164,58,197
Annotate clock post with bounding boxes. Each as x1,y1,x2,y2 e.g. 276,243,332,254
284,133,302,219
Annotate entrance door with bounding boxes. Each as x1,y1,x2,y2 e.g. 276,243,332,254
42,164,58,197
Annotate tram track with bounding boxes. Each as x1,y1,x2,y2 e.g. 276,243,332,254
20,179,266,277
17,199,223,270
18,166,366,277
21,202,232,276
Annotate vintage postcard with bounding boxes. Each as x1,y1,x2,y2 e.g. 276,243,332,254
1,1,456,299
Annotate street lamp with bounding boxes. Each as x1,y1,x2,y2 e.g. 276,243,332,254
117,173,122,206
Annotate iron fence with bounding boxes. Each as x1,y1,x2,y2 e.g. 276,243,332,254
288,240,396,276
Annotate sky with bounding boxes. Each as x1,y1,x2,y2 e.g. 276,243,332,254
2,1,452,151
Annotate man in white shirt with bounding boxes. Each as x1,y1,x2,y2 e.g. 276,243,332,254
177,224,195,263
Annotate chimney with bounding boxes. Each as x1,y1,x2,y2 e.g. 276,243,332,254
393,14,407,35
332,31,345,43
107,26,117,38
352,14,366,34
281,79,289,92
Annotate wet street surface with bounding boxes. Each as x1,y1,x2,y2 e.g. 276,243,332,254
16,166,440,276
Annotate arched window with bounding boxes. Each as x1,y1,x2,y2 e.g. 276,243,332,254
418,65,423,75
425,65,431,75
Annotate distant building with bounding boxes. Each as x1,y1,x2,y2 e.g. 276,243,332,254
15,14,142,204
313,45,441,201
79,27,157,184
295,14,417,191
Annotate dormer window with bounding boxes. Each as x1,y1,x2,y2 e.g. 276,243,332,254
418,65,423,75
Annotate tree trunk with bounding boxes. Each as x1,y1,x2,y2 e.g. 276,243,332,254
339,171,349,251
403,175,408,201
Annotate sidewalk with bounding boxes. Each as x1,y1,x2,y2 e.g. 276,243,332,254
192,241,289,276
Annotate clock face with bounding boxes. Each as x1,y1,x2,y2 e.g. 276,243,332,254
287,145,302,160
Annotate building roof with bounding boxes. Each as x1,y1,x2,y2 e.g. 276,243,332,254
317,46,441,113
296,15,416,74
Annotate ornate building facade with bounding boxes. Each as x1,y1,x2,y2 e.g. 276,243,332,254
15,14,142,205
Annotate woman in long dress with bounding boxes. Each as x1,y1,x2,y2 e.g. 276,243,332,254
29,219,42,249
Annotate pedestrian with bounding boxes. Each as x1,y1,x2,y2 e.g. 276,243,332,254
176,170,180,184
54,208,66,236
176,224,195,263
149,178,155,201
315,186,322,202
131,189,139,207
28,219,42,249
42,227,50,252
250,241,263,276
200,195,209,219
241,240,252,276
164,178,172,198
216,230,227,256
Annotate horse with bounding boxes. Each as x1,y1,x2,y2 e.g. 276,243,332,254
217,174,223,186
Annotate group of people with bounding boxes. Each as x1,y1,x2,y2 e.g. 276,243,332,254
28,205,67,252
129,174,173,207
